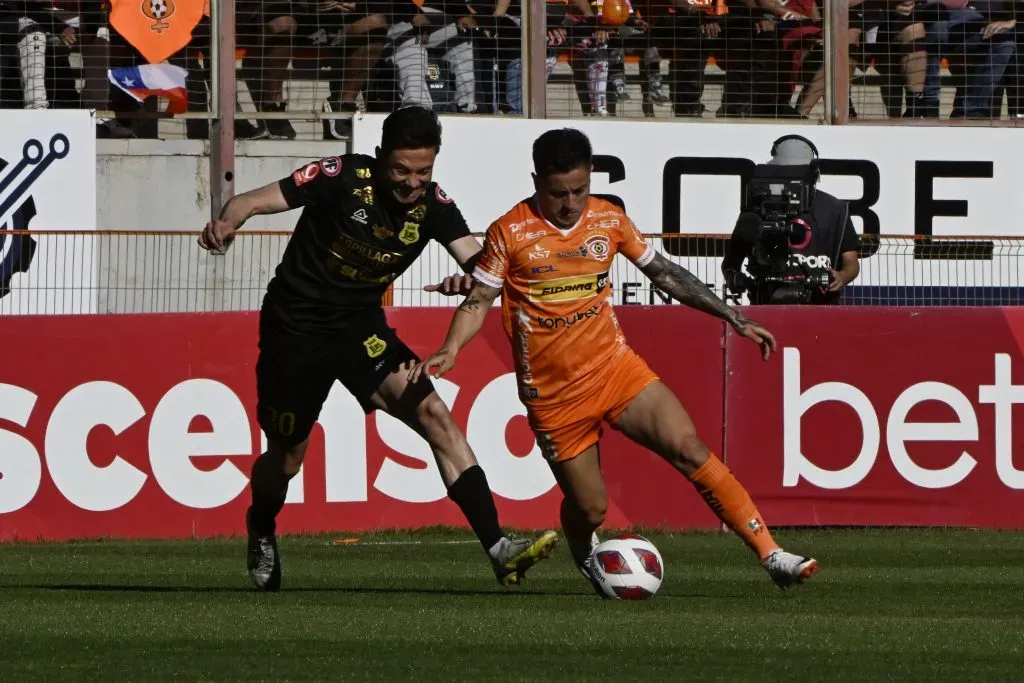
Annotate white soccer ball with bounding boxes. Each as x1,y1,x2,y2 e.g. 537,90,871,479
590,535,665,600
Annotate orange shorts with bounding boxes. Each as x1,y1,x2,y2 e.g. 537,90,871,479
528,347,659,463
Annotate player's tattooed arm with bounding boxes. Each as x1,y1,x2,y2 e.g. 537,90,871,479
640,253,778,360
640,253,742,324
409,281,502,382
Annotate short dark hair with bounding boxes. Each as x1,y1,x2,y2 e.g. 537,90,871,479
380,106,442,154
532,128,592,177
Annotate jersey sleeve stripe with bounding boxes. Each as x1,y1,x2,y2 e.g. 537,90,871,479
634,244,656,268
473,267,505,289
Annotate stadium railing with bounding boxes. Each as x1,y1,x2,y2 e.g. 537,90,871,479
2,230,1022,315
2,0,1020,143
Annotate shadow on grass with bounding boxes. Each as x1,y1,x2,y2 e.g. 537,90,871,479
11,583,725,600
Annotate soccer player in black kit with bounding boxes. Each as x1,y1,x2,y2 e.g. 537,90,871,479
198,106,557,592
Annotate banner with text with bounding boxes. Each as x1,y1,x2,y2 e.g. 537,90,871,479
353,115,1024,300
0,308,723,541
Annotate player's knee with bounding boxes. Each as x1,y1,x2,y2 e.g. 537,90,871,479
667,426,709,468
267,437,309,475
415,393,460,444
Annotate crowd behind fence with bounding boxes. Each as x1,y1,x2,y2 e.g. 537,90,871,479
1,1,1021,142
2,230,1024,315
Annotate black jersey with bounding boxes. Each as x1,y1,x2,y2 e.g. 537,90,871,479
264,153,471,333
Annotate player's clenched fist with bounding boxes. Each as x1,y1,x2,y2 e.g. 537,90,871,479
198,218,237,251
409,348,457,383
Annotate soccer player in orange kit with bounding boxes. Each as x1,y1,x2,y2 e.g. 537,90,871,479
410,127,818,593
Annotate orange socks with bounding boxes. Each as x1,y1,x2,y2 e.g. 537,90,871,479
688,454,780,562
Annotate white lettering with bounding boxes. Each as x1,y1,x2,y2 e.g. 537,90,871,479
323,382,368,502
45,381,147,512
149,379,251,509
372,379,456,503
783,348,880,489
467,373,556,500
886,382,977,489
978,353,1024,488
0,384,41,513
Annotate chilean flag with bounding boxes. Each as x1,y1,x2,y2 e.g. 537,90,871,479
107,64,189,114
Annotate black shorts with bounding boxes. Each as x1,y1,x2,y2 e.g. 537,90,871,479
256,306,431,447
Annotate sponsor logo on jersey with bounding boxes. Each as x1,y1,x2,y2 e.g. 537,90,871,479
351,208,368,224
516,230,548,242
353,186,374,205
328,234,404,276
407,204,427,221
355,167,372,179
435,186,453,204
527,272,609,302
536,302,602,329
293,162,319,186
364,335,388,358
319,157,342,176
398,222,420,245
557,245,589,259
509,218,539,233
532,265,557,274
372,224,393,240
584,234,611,261
528,244,550,261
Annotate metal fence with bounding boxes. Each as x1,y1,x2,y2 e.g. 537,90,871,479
1,2,1021,144
3,230,1024,315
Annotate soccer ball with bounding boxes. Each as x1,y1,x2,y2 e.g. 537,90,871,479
590,535,664,600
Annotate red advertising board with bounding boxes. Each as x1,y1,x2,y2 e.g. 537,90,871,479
724,307,1024,528
0,307,723,541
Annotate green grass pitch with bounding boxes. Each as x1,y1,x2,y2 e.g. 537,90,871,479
2,528,1023,681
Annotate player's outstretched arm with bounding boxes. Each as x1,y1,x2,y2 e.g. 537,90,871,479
640,253,778,360
198,181,291,251
424,235,484,296
408,280,502,382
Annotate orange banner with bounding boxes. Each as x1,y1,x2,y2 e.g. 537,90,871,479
110,0,205,65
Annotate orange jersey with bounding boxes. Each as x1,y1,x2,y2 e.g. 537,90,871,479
473,196,655,407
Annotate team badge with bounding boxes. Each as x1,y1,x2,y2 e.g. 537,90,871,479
353,186,374,205
584,234,610,261
373,224,394,240
408,204,427,221
355,167,372,179
293,162,319,186
364,335,388,358
398,222,420,245
319,157,341,176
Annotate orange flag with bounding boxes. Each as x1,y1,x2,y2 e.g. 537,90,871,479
110,0,205,65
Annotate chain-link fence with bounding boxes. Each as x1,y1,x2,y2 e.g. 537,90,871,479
0,1,1019,143
3,230,1024,315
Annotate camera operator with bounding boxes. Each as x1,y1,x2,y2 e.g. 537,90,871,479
721,135,861,305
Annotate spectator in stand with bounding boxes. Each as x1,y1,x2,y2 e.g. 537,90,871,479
794,0,871,118
237,1,297,139
989,0,1020,117
501,0,597,115
388,1,479,113
294,2,391,140
923,0,1015,117
643,0,779,118
0,0,80,110
754,0,819,116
